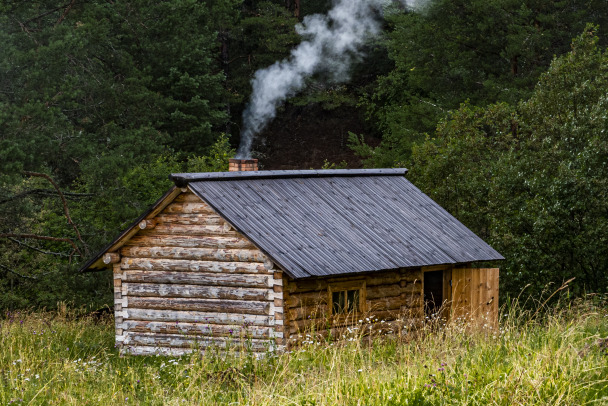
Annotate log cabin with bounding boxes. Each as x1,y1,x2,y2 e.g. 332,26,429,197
80,158,503,356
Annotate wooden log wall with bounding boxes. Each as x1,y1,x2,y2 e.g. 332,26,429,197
112,191,282,356
283,268,424,345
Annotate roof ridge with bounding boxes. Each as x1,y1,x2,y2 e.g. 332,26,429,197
170,168,408,187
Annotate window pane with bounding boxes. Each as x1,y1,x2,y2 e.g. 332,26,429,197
346,290,359,312
332,289,361,314
332,291,343,314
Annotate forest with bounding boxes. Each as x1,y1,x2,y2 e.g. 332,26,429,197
1,0,608,310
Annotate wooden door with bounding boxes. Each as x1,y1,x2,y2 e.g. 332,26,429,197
423,270,444,317
422,267,452,322
451,268,499,329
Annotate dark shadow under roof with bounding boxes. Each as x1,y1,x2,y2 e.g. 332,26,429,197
180,169,503,279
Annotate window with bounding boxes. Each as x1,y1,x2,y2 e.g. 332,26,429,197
332,289,359,314
328,281,366,317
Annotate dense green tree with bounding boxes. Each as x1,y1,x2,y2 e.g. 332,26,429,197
4,0,607,309
0,0,232,309
356,0,608,163
0,0,229,184
0,0,309,309
409,26,608,298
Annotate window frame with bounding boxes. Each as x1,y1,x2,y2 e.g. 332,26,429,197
327,280,366,322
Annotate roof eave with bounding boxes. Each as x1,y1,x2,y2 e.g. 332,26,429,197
78,186,182,273
170,168,408,187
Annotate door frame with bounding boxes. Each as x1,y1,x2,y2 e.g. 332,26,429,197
421,265,453,322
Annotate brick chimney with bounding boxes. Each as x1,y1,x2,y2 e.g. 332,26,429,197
229,158,258,172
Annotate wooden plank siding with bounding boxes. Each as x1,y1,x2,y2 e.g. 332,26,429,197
451,268,499,329
283,268,424,345
115,190,282,356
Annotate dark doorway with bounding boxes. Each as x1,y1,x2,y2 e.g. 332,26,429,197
424,270,444,317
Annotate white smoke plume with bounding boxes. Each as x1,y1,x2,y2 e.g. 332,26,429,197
236,0,427,158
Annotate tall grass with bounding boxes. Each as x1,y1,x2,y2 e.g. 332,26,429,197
1,296,607,405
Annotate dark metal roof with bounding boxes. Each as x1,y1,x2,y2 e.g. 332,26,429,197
186,170,504,279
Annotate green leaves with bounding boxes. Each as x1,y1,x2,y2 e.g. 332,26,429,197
0,0,235,309
409,26,608,298
362,0,608,159
0,0,314,309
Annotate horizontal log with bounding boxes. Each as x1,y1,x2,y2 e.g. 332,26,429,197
287,296,421,322
124,282,271,301
288,320,399,340
120,345,271,356
365,272,404,286
404,295,423,308
123,332,271,351
287,271,403,293
121,246,265,262
120,345,190,356
147,223,237,236
121,258,268,274
120,320,272,338
139,219,157,230
127,297,270,315
264,258,275,270
173,193,204,203
123,308,272,326
288,318,423,341
122,270,271,288
286,283,421,309
103,252,121,264
287,291,327,308
402,282,422,294
288,309,422,333
401,270,423,283
154,213,225,225
285,278,331,294
288,317,331,334
126,235,255,249
162,202,216,215
288,305,328,321
367,284,402,299
367,295,419,312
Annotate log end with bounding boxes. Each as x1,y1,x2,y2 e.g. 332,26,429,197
264,258,275,270
139,219,157,230
103,252,121,264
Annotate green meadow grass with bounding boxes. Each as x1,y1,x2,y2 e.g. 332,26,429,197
1,296,607,405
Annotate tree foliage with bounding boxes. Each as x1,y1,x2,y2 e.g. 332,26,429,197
0,0,296,309
2,0,607,309
357,0,608,162
409,26,608,297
